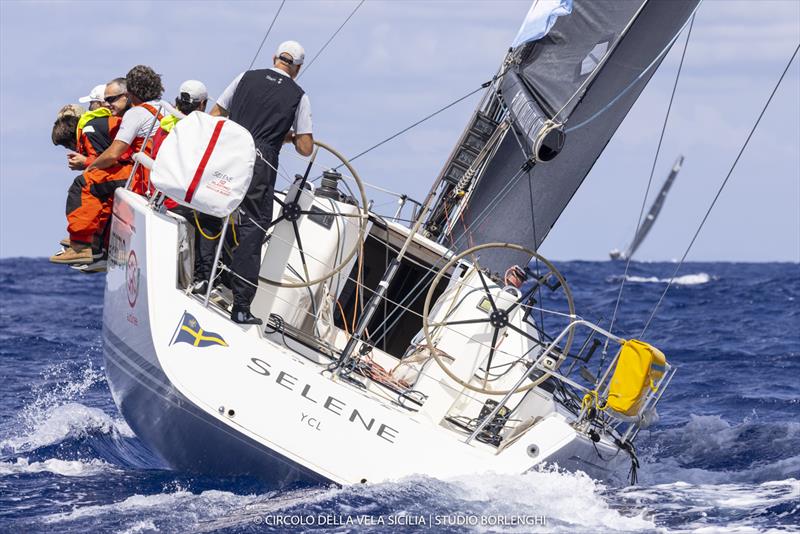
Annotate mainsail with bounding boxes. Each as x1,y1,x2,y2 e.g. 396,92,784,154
610,155,683,261
428,0,699,272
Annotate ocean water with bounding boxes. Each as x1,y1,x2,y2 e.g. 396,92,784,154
1,258,798,533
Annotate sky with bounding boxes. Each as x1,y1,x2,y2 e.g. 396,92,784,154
0,0,798,261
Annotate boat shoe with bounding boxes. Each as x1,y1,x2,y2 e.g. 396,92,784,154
50,244,94,265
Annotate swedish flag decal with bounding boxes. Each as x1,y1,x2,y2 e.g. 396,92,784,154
171,311,228,348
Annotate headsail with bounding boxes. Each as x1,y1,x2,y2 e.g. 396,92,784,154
610,155,683,261
427,0,699,272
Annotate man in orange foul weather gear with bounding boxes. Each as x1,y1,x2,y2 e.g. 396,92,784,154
88,65,166,196
49,96,124,264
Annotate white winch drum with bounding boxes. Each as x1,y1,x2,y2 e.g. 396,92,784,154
150,111,256,217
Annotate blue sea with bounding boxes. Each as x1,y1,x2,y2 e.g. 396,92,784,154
1,258,798,533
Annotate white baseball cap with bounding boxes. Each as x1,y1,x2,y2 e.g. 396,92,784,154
178,80,208,103
275,40,305,65
78,84,107,104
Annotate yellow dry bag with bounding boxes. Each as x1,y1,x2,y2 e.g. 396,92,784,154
605,340,666,416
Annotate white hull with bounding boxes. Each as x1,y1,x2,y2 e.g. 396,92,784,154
103,190,630,487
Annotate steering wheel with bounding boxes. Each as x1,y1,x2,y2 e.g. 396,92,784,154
258,140,369,289
421,242,575,395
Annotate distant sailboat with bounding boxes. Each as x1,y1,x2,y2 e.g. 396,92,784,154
610,155,683,261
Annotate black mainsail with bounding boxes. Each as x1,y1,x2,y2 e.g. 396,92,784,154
610,155,683,261
428,0,699,272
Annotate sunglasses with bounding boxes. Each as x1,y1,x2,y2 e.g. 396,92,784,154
105,93,127,104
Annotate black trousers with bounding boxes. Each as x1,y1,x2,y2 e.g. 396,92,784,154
170,205,223,281
230,149,278,308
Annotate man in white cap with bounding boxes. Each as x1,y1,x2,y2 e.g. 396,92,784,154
148,80,219,293
154,80,209,149
210,40,313,325
78,84,108,111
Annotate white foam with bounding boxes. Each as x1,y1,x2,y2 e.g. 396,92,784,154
40,471,654,532
623,272,712,285
42,485,336,530
639,415,800,485
618,478,800,532
0,457,117,477
0,402,132,454
433,469,654,532
117,520,157,534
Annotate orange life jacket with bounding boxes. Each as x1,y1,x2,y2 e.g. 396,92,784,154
75,110,121,167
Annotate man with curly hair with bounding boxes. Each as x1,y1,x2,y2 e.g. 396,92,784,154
210,40,314,325
88,65,167,195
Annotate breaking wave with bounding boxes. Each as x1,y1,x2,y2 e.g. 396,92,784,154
0,457,118,477
610,272,713,285
40,470,655,533
638,414,800,485
0,402,133,455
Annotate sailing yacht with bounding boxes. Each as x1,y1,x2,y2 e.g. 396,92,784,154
610,155,684,261
101,0,699,486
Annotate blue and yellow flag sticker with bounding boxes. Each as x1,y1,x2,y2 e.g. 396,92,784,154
171,311,228,348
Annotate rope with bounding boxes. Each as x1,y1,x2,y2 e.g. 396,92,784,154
641,42,800,336
605,14,695,350
298,0,366,79
247,0,286,71
194,210,222,240
193,211,238,246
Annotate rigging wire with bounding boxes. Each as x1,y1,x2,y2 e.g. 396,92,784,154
340,82,492,167
565,0,703,134
524,166,547,336
298,0,366,79
605,14,695,349
285,150,416,201
640,42,800,336
247,0,286,71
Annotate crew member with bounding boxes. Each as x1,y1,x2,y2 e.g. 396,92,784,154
49,97,123,264
211,40,314,324
78,83,108,112
152,79,209,157
151,80,219,293
88,65,166,195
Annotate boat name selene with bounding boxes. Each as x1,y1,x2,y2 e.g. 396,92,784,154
246,357,400,443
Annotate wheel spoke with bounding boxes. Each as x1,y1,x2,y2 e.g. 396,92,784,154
292,147,319,204
476,269,498,313
506,322,542,345
266,214,285,229
504,285,537,315
292,221,311,283
273,195,285,207
483,327,500,386
430,317,491,329
299,210,364,219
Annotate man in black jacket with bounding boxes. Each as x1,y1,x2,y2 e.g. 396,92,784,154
211,40,313,324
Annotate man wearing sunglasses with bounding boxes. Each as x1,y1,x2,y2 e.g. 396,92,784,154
88,65,167,196
210,40,314,325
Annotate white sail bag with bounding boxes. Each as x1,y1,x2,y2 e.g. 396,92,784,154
150,111,255,217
